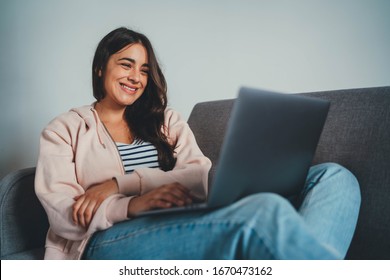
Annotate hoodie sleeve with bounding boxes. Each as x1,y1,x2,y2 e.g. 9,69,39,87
115,109,212,200
34,113,131,241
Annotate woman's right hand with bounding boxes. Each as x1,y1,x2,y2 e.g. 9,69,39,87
127,182,193,217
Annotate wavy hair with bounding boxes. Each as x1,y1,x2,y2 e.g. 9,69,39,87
92,27,176,171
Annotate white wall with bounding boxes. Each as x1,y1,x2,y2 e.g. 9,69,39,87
1,0,389,178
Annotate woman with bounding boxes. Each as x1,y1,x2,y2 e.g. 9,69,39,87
35,27,361,260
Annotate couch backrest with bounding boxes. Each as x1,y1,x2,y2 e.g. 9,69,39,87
300,87,390,259
188,86,390,259
188,98,235,185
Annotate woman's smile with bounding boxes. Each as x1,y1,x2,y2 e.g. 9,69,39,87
120,82,139,94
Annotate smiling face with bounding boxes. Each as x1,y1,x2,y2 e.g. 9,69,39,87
100,43,149,109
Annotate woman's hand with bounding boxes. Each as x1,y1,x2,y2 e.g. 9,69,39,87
72,179,119,228
127,183,193,217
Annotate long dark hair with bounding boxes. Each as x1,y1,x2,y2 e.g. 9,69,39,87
92,27,176,171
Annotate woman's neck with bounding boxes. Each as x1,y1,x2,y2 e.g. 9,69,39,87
94,101,133,144
94,101,126,124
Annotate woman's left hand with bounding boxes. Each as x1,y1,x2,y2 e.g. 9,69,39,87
72,179,119,228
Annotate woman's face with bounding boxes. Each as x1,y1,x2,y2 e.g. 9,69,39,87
101,43,149,108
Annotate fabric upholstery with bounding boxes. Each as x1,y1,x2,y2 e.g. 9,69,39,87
188,99,235,185
188,86,390,259
0,167,48,259
300,87,390,259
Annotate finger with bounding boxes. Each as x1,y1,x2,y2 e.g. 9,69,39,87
154,191,186,207
150,185,191,207
90,197,105,222
161,189,193,207
173,188,193,202
79,196,97,228
163,187,193,205
77,198,92,228
80,199,97,228
83,202,95,228
92,203,100,218
150,198,173,209
72,195,86,225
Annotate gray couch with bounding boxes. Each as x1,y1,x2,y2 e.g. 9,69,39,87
1,86,389,260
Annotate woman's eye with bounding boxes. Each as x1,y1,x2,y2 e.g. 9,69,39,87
141,69,149,75
121,63,131,69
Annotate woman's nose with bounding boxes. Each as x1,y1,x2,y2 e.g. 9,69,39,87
127,69,140,83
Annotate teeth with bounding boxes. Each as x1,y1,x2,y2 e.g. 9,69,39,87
121,84,136,91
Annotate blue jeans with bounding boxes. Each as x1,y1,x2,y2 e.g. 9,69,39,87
83,163,361,259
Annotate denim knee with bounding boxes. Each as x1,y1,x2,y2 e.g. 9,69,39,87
224,193,337,259
309,163,361,201
313,162,354,179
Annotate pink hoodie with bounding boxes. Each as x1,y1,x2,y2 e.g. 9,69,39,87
35,104,211,259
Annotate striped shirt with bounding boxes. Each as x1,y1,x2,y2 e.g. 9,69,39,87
116,141,160,174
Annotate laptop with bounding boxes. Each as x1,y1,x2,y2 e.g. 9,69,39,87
136,87,330,217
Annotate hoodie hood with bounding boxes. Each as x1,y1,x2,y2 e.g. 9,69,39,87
70,103,106,148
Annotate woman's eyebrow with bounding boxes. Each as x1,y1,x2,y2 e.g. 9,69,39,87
118,57,149,67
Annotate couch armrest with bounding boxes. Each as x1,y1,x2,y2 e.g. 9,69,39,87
0,167,49,259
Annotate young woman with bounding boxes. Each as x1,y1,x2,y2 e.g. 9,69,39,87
35,27,361,260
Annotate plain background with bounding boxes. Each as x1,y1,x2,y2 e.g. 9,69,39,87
1,0,389,178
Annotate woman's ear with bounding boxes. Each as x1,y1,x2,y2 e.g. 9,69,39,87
94,67,102,77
